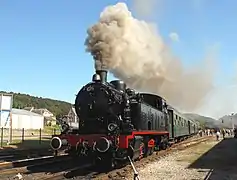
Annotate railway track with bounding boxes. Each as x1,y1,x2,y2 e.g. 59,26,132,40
0,136,211,180
94,136,211,180
38,136,211,180
0,148,54,162
40,163,95,180
0,155,71,176
0,147,52,156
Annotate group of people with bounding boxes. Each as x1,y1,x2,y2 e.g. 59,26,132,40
198,128,235,141
215,129,230,141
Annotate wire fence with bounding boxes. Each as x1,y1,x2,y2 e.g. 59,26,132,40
0,127,61,148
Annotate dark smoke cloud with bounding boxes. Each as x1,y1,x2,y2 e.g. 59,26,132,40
85,2,217,112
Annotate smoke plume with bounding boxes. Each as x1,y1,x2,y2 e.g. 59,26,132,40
131,0,160,18
85,2,216,112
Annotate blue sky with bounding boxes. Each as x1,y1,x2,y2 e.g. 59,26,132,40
1,0,237,105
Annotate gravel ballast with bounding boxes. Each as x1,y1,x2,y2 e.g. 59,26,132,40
127,137,237,180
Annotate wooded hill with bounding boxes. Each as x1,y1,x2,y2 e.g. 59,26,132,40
0,91,72,117
1,91,235,129
184,113,237,129
184,113,218,128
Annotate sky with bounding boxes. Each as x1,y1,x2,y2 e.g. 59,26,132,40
1,0,237,118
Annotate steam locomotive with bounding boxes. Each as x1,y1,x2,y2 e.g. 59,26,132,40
50,70,199,168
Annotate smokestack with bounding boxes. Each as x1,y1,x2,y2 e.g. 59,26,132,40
96,70,107,83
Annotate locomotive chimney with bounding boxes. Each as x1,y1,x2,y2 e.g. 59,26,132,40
96,70,107,83
94,60,107,83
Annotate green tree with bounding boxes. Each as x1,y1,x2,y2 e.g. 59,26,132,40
1,91,72,117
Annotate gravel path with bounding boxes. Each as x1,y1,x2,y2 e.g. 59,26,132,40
127,136,237,180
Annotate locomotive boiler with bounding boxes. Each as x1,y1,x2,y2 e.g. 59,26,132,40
50,69,170,168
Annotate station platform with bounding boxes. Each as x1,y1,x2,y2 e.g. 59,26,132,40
188,137,237,179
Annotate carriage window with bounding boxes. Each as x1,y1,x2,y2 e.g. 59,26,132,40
160,118,164,127
157,99,162,110
162,100,166,110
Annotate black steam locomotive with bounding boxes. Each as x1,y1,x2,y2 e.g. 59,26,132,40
50,69,199,168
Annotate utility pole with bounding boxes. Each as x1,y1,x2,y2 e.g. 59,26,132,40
0,93,13,144
231,113,234,130
0,94,2,128
9,112,12,143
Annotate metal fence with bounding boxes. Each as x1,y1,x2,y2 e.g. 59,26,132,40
0,127,61,148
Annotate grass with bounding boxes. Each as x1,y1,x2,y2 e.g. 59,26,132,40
1,138,51,149
0,126,61,150
27,125,61,135
2,125,61,138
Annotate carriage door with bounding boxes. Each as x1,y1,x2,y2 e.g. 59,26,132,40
188,121,191,134
168,110,174,138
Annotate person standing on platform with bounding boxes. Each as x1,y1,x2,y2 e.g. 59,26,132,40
222,129,226,139
216,130,220,141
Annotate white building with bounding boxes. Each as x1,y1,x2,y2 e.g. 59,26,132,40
11,108,44,129
24,107,54,118
24,107,56,126
32,108,54,118
67,107,79,128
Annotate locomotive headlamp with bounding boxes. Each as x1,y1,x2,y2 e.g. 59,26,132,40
95,137,111,153
108,123,118,132
50,137,68,150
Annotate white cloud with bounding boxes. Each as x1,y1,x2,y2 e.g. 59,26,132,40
169,32,180,42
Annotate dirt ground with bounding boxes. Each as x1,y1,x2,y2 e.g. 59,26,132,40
189,136,237,180
130,136,237,180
